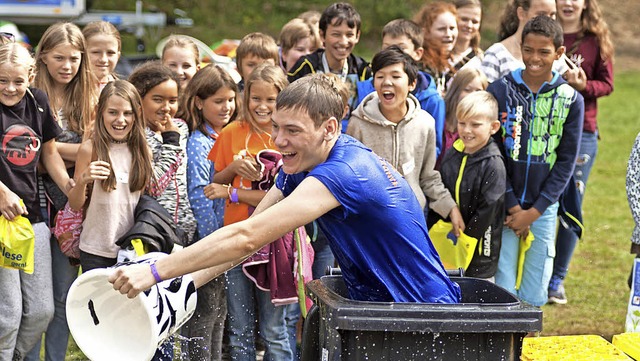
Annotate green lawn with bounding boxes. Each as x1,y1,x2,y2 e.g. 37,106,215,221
59,71,640,359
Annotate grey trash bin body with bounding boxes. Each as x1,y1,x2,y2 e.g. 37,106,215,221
301,276,542,361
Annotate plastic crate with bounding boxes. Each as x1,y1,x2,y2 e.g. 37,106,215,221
522,335,631,361
612,333,640,360
300,275,542,361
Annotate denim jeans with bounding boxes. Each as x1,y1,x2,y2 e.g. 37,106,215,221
496,203,559,307
25,237,79,361
553,132,598,280
225,265,292,361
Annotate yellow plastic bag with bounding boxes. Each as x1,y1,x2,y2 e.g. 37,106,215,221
515,232,535,290
429,219,478,270
0,213,35,274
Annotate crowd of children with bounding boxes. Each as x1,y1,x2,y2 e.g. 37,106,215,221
0,0,615,359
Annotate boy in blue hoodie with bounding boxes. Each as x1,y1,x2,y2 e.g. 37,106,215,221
355,19,446,157
487,15,584,307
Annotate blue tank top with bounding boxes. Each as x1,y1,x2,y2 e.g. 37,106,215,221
276,135,461,303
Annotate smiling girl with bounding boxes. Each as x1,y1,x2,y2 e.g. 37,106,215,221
161,35,200,90
451,0,483,71
82,21,121,88
178,64,238,361
207,63,294,361
413,1,459,95
128,61,197,245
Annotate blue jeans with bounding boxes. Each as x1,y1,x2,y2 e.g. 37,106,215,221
25,237,79,361
553,132,598,281
225,266,293,361
496,203,559,306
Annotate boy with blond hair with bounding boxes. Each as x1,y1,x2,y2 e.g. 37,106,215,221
235,32,279,92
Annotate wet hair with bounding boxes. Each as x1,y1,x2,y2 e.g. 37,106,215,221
276,73,345,129
522,15,564,49
278,18,322,55
371,45,418,86
444,67,488,132
34,22,98,137
161,34,200,65
177,65,238,135
319,3,362,34
561,0,614,62
242,63,288,133
82,21,121,52
0,42,35,81
128,61,181,99
235,32,279,78
381,19,424,52
456,90,498,124
453,0,483,53
413,2,457,72
93,80,152,192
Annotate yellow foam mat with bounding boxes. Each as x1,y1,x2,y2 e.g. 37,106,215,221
521,335,631,361
612,333,640,360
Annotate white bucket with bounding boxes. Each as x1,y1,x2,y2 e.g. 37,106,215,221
66,252,197,361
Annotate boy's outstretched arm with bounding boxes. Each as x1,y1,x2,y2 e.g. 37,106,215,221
40,139,74,195
109,176,341,298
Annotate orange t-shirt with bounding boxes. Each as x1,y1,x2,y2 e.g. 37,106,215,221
208,121,276,225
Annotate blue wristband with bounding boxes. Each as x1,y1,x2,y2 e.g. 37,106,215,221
150,262,163,283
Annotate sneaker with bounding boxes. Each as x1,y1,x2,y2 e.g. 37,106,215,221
547,276,568,305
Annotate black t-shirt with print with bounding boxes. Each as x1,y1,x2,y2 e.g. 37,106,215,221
1,88,61,224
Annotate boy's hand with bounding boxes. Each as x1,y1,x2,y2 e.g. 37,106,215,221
204,183,230,200
506,208,541,235
109,263,157,299
449,206,465,237
0,188,27,221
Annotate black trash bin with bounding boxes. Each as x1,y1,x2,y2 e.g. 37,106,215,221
300,276,542,361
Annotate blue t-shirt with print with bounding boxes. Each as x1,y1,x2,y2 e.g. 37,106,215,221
276,135,460,303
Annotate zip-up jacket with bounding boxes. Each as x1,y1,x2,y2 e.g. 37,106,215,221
433,139,506,278
347,92,455,217
487,69,584,214
355,71,446,157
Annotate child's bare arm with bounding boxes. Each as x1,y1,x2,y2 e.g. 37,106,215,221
40,139,74,195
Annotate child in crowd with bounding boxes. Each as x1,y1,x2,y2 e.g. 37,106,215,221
451,0,483,71
347,46,464,236
0,42,74,361
68,80,152,270
278,18,321,73
476,0,569,82
413,2,458,95
627,133,640,285
437,67,488,168
27,22,98,361
128,62,197,245
161,35,200,90
234,32,279,93
355,18,446,157
180,65,238,361
287,2,372,131
550,0,614,305
82,21,121,88
434,91,505,279
488,15,584,307
207,63,294,361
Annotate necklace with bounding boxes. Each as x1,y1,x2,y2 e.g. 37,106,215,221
110,138,128,144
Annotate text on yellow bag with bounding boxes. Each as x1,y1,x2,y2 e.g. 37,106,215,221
0,212,35,274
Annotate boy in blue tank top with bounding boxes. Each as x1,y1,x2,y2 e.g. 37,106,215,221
110,74,461,304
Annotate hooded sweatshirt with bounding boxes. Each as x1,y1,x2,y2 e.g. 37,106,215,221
347,92,455,217
487,69,584,214
355,71,446,157
433,139,506,278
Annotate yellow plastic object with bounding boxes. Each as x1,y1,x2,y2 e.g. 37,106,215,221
429,220,478,270
516,232,535,290
522,335,631,361
0,200,35,274
612,333,640,360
